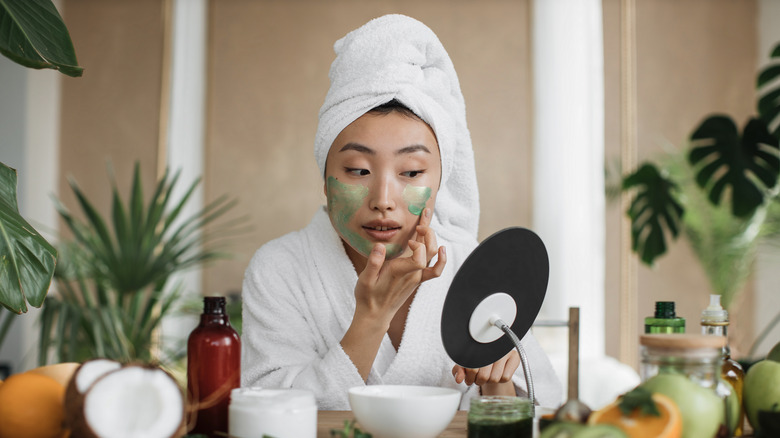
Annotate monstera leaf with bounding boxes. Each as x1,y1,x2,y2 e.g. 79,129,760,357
0,163,57,314
0,0,82,77
689,116,780,218
758,42,780,136
623,163,685,266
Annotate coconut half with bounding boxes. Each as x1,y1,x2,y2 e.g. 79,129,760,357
80,365,184,438
65,358,123,432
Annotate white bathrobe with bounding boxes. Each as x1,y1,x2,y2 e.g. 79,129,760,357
241,207,562,410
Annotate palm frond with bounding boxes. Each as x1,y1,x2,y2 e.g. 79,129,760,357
39,162,247,366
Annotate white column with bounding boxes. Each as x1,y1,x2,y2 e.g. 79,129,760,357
0,51,61,372
532,0,605,357
161,0,209,348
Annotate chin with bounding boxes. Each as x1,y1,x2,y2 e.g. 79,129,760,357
382,242,410,260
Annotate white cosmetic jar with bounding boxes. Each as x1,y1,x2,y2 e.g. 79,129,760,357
228,387,317,438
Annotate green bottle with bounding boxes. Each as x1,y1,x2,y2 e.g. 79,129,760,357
644,301,685,334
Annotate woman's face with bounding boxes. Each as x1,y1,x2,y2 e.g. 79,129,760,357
324,111,442,264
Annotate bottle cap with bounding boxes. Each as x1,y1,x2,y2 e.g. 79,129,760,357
654,301,677,319
203,296,226,314
701,294,728,325
230,387,316,411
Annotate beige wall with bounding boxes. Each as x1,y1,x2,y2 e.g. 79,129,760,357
59,0,164,219
204,0,534,296
602,0,758,359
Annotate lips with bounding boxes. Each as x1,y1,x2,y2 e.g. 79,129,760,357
362,220,402,241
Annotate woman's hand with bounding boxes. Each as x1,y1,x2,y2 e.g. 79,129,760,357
452,350,520,396
353,208,446,325
342,208,446,380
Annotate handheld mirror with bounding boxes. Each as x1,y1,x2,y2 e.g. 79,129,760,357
441,227,549,409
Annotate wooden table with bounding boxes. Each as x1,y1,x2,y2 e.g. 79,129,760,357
317,410,468,437
317,410,753,437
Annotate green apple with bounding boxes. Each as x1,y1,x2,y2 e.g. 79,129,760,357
640,373,724,438
539,422,584,438
744,359,780,435
767,340,780,362
571,425,628,438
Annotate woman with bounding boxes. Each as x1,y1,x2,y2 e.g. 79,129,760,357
241,14,561,410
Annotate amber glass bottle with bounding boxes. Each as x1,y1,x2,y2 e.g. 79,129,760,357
187,296,241,437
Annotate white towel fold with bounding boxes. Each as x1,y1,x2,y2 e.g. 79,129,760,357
314,14,480,246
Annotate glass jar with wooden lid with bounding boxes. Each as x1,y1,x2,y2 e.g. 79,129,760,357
640,334,736,437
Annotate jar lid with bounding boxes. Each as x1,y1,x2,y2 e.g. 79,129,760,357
640,333,726,349
230,387,316,410
469,396,533,418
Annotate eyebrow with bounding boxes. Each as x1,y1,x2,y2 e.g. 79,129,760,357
339,143,431,155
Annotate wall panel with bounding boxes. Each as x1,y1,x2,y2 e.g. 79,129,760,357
59,0,164,220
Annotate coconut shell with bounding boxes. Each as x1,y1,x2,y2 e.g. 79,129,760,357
63,359,122,437
74,363,185,438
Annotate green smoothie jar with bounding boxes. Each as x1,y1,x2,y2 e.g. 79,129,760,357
467,395,533,438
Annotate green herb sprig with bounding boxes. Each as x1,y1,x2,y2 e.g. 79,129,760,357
618,387,661,417
330,419,372,438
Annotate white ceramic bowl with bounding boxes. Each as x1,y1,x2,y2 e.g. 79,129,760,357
348,385,461,438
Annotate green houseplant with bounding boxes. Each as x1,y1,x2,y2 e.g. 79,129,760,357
0,0,83,77
619,42,780,354
0,0,81,354
39,163,245,365
0,164,57,346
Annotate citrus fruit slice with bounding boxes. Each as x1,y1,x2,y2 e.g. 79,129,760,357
589,389,682,438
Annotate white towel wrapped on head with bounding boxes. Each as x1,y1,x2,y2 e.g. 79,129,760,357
314,14,480,246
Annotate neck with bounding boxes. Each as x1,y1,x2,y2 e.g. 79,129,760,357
343,239,368,273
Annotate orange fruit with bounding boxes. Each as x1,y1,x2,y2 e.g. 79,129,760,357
588,392,682,438
0,372,66,438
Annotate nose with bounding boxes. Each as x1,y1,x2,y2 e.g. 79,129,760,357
368,175,396,212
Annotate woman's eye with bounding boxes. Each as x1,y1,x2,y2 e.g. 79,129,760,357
402,170,424,178
346,168,370,176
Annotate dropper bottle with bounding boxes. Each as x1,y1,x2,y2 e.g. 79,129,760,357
701,294,745,436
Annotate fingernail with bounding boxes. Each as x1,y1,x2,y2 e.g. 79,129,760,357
424,208,431,218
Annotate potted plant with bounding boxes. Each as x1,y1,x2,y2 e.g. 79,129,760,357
0,164,58,358
618,42,780,356
39,163,246,366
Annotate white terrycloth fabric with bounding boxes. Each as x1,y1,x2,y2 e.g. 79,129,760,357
314,14,479,246
241,207,563,410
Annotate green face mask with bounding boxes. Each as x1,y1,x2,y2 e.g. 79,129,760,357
403,184,432,216
326,176,403,258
